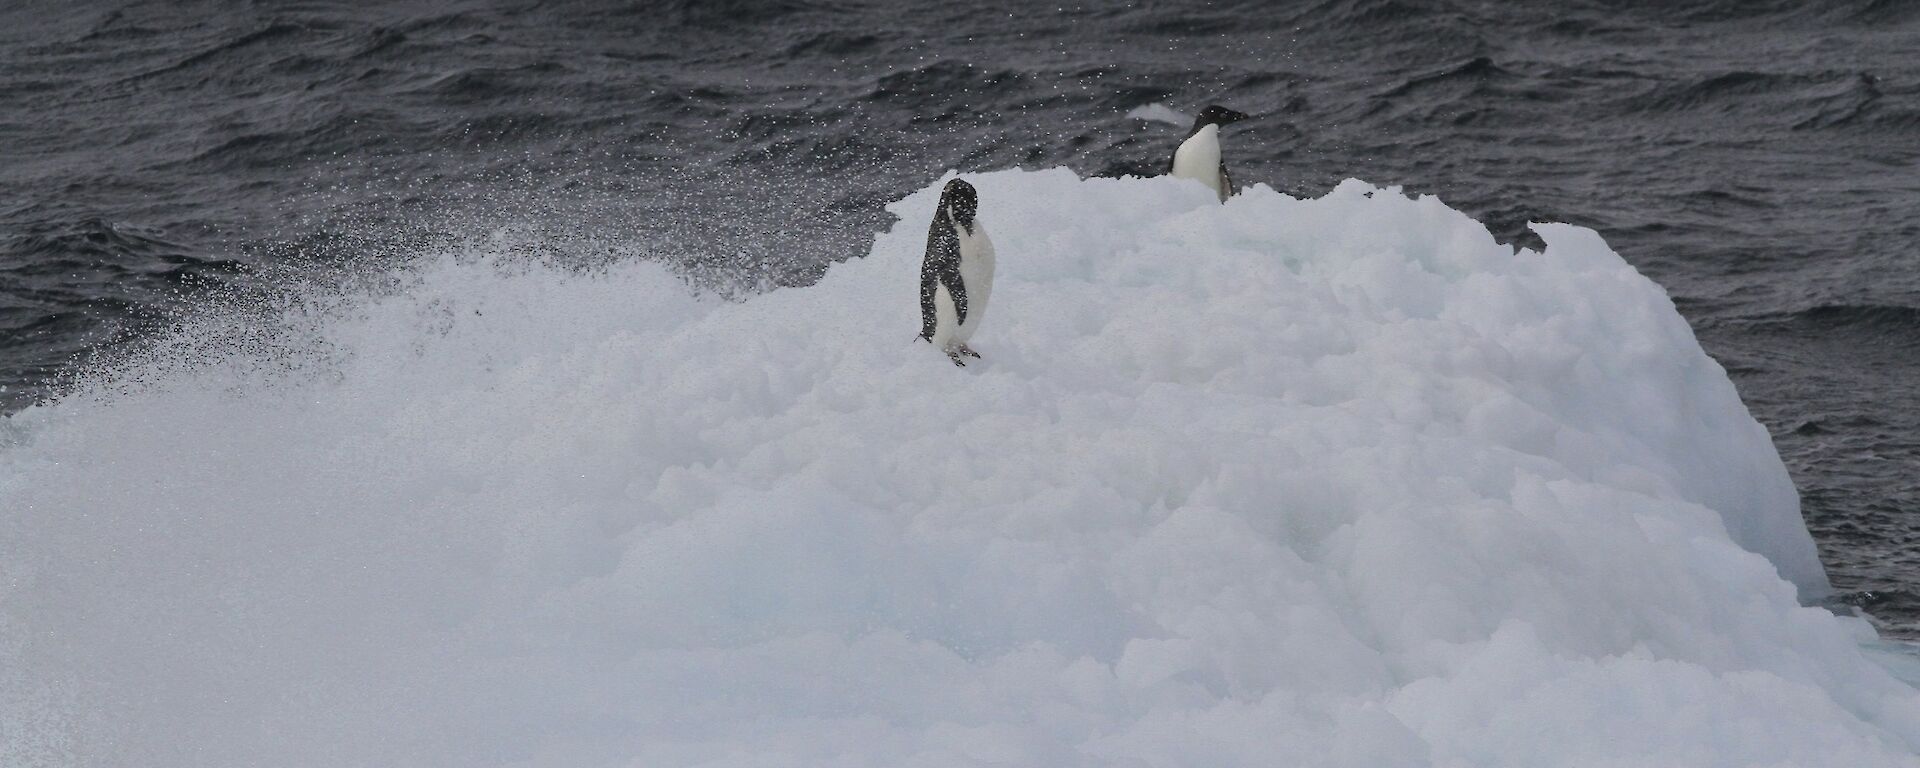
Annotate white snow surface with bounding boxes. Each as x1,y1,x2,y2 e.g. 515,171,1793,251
3,169,1917,767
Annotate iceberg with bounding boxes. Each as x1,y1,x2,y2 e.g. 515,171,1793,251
3,169,1916,767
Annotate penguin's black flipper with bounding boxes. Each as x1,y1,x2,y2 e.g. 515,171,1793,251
1219,162,1234,200
939,261,968,327
919,220,967,338
918,267,940,341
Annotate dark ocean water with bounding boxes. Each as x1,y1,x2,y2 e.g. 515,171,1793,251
3,0,1918,631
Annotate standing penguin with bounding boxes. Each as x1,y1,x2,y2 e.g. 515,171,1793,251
918,179,996,366
1169,105,1250,202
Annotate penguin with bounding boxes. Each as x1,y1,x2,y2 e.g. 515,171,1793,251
1168,105,1250,202
918,178,996,367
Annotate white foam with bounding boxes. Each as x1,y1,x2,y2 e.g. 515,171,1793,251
3,169,1913,767
1128,102,1191,126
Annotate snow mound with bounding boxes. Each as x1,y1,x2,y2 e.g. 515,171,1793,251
3,169,1916,767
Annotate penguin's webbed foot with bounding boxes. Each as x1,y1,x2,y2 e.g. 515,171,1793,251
957,344,981,359
946,350,967,367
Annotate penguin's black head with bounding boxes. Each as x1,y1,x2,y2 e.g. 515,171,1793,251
941,178,978,229
1191,104,1250,134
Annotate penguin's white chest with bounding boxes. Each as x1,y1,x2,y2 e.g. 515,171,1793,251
1171,124,1226,199
932,220,995,348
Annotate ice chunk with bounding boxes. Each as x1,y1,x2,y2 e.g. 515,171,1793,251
1,169,1910,767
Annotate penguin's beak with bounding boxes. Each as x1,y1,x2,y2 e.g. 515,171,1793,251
1220,108,1251,124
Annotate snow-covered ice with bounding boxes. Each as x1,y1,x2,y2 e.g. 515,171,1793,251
3,169,1916,767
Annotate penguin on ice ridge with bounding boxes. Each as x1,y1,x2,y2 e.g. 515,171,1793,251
918,179,995,367
1169,104,1249,202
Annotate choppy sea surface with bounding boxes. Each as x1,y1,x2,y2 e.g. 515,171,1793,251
3,0,1917,633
